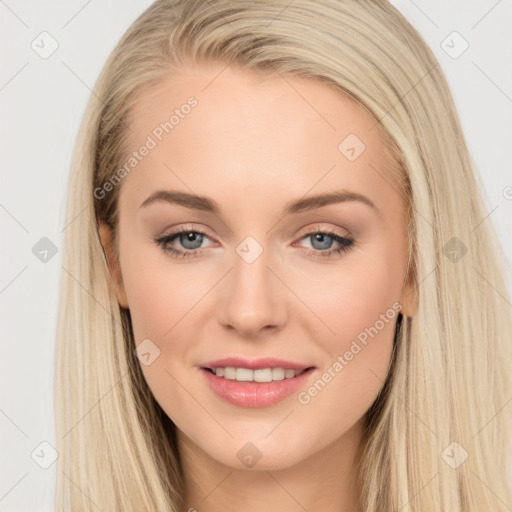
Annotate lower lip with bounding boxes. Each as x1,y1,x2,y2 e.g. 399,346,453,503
200,367,315,408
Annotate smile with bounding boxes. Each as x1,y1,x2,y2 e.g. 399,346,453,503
205,366,308,382
200,366,316,408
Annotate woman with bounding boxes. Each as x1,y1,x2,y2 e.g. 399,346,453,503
54,0,512,510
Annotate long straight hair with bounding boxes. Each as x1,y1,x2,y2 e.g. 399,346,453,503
54,1,512,510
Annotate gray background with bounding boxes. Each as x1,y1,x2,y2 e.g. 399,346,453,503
1,1,511,510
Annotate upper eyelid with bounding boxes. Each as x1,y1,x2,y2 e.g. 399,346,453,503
162,222,351,237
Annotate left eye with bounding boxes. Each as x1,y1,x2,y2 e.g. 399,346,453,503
294,230,354,259
154,228,354,260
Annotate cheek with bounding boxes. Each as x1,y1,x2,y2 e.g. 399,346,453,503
294,246,404,402
119,234,208,341
119,250,203,419
294,272,400,434
118,243,212,396
296,249,405,347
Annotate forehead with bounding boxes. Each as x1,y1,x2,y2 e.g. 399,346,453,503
119,63,402,220
126,62,384,151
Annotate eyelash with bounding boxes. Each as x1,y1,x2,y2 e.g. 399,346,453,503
154,225,354,260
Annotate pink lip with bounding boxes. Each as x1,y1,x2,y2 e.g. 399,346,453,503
200,367,316,408
201,357,313,371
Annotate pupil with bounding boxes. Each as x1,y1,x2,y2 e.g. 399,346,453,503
313,233,332,250
182,232,202,249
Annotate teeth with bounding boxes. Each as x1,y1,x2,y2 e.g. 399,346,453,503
213,367,306,382
236,368,253,381
284,369,295,378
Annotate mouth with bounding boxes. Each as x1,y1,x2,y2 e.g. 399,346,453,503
201,366,315,382
200,366,317,408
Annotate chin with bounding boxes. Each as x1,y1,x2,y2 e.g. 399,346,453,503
206,435,309,471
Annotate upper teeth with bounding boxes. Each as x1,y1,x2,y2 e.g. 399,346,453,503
213,367,305,382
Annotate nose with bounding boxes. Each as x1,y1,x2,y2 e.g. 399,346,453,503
216,250,288,337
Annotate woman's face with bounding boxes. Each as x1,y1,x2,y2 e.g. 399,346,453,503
100,63,414,471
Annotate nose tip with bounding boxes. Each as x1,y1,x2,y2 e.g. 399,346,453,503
225,315,279,337
216,258,288,337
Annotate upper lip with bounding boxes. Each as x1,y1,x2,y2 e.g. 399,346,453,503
201,357,315,371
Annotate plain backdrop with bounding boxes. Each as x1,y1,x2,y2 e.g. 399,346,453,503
1,1,511,510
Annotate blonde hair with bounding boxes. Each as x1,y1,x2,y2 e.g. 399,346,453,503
55,0,512,510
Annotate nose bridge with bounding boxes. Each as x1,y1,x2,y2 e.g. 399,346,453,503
216,235,288,335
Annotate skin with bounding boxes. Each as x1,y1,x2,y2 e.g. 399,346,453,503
99,62,417,512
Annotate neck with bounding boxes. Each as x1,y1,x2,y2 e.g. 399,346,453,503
177,418,364,512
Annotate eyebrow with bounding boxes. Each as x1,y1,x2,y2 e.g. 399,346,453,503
139,189,379,216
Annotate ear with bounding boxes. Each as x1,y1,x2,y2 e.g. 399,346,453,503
399,268,418,318
98,222,129,309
